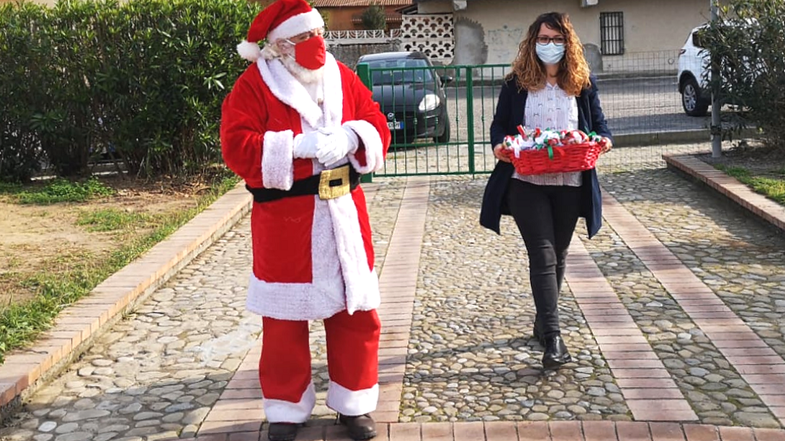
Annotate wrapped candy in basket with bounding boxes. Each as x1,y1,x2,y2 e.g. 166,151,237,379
502,126,603,175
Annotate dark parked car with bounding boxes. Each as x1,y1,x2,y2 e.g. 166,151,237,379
357,51,452,144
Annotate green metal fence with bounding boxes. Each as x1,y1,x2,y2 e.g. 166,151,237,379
357,56,730,179
357,62,511,177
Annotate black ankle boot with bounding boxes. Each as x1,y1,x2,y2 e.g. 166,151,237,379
542,335,572,369
268,422,299,441
338,413,377,440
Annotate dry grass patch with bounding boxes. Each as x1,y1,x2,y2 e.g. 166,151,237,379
0,171,239,360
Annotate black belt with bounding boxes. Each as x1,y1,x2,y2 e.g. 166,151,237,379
246,164,361,203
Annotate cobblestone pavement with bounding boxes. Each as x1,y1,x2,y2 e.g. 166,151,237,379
401,179,630,423
397,161,783,427
593,167,785,427
1,156,785,440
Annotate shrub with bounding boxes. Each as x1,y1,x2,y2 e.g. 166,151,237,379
701,0,785,151
89,0,260,177
0,3,48,182
0,0,260,181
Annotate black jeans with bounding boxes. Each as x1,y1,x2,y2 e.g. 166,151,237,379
506,179,582,338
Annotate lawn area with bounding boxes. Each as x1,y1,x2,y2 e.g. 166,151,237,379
0,171,239,362
705,144,785,208
715,165,785,206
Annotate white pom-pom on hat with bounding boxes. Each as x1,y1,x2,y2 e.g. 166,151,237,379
237,40,262,62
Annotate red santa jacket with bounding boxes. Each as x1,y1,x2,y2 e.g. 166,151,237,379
221,53,391,320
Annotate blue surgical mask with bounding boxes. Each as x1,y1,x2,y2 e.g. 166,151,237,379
536,42,565,65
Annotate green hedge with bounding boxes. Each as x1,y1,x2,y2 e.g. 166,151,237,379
0,0,260,182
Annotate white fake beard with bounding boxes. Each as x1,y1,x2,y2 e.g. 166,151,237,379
281,55,325,84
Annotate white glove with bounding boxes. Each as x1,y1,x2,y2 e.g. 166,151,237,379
316,126,360,168
293,131,327,159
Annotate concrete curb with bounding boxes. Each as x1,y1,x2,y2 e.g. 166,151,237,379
614,130,710,148
0,184,253,419
663,154,785,234
614,129,760,148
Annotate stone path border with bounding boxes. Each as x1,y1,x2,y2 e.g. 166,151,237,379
174,421,785,441
566,238,697,422
663,155,785,233
601,191,785,427
374,177,431,424
0,185,253,418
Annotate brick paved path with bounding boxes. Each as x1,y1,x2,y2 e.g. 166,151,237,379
1,157,785,441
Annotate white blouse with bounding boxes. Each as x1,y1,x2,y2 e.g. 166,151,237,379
513,82,582,187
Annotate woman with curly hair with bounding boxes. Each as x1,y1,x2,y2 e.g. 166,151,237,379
480,12,613,369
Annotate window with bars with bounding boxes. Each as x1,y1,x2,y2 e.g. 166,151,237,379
600,12,624,56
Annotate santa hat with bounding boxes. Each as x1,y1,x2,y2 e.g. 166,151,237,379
237,0,325,62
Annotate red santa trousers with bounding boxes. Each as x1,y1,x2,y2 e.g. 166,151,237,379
258,309,380,423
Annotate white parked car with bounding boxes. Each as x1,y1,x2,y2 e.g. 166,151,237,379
678,20,760,117
677,25,710,116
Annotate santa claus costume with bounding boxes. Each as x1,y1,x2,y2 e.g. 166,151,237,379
220,0,391,440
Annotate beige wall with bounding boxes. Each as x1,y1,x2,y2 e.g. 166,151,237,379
416,0,453,14
593,0,712,52
442,0,717,71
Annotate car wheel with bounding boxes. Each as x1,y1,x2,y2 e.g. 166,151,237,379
682,77,709,117
434,116,451,144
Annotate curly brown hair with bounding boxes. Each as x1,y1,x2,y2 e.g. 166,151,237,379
507,12,591,97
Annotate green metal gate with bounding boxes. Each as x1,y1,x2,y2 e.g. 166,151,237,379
357,62,510,177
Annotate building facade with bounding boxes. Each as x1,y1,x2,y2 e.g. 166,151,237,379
416,0,721,72
313,0,414,30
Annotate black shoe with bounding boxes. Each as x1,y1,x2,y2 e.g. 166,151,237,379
338,413,377,440
268,422,299,441
542,335,572,369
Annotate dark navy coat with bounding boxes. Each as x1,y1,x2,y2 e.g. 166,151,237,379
479,75,612,238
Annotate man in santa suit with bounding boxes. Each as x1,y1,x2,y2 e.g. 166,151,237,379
220,0,391,440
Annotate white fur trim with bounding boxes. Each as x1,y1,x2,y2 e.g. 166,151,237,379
344,120,385,174
237,40,261,62
262,130,295,190
256,53,342,129
258,59,321,128
327,195,379,315
268,9,324,42
326,382,378,416
263,382,316,423
246,196,380,321
322,55,343,127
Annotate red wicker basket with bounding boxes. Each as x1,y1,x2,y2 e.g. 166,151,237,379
507,142,602,175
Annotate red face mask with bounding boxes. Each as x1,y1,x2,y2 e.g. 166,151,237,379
288,36,326,70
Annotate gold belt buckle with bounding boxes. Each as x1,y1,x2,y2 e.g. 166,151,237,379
318,165,350,200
